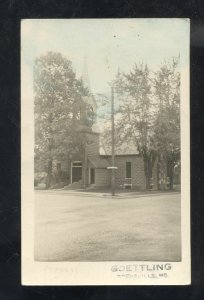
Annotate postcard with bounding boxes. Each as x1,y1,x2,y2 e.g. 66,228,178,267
21,18,190,285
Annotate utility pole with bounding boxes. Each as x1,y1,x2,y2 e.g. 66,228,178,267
111,86,115,196
83,142,87,189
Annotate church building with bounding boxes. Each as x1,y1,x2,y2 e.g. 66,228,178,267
60,59,158,191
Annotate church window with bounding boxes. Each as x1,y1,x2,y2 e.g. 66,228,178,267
126,162,132,178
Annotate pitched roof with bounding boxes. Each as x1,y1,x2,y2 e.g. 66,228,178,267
99,138,139,156
88,156,110,168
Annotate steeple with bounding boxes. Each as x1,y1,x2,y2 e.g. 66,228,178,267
82,57,91,92
81,57,99,132
81,57,97,111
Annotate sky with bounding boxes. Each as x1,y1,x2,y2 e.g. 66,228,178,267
21,19,189,95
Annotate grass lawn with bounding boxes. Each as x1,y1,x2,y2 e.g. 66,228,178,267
34,191,181,262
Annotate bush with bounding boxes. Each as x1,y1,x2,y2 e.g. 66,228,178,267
34,172,47,186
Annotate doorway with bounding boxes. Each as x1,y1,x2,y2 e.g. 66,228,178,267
90,168,95,184
71,161,82,183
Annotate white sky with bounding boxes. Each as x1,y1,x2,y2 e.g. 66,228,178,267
21,19,189,95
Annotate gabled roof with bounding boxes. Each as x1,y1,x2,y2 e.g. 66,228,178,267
88,156,110,168
99,138,139,156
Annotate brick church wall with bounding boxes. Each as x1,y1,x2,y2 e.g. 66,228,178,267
95,169,111,187
111,155,146,189
97,155,158,190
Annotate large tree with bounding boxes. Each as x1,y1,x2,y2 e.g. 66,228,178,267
110,59,180,190
113,64,157,190
153,58,180,190
34,52,92,188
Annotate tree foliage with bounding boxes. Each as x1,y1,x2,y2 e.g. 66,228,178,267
34,52,94,188
111,58,180,190
112,64,156,189
153,58,180,189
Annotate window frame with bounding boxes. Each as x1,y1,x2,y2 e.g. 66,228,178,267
72,161,82,167
125,161,132,179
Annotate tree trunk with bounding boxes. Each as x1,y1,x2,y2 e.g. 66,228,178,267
46,158,53,189
158,153,166,191
83,144,87,189
144,157,153,190
157,158,161,191
167,158,174,190
169,172,174,190
146,170,152,190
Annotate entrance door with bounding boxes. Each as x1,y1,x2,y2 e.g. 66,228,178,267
90,168,95,184
72,162,82,183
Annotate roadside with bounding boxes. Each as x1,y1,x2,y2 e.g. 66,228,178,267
35,187,181,199
35,191,181,261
